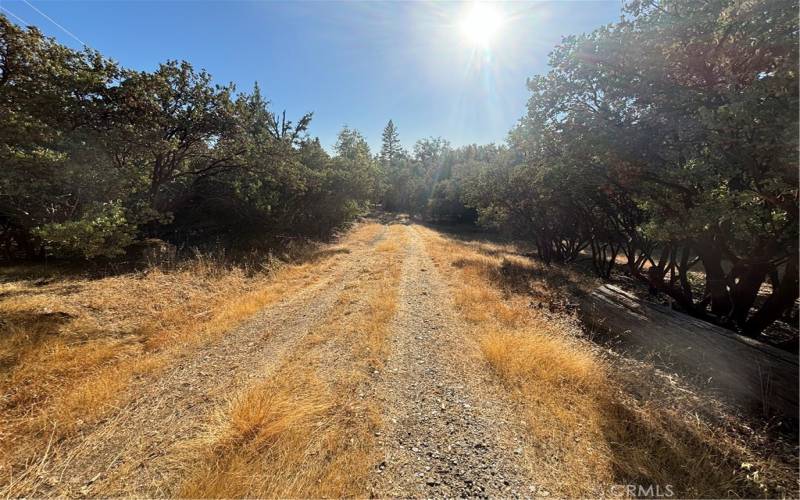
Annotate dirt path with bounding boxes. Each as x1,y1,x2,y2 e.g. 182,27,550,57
11,222,542,497
17,227,388,498
369,225,537,497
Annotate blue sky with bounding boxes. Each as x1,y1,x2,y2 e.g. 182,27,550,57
1,0,621,152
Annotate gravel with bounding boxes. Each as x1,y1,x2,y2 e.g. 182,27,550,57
17,223,545,498
369,227,537,498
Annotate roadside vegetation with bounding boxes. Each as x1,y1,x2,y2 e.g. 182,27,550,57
1,16,377,262
0,224,382,493
417,226,798,498
378,0,798,341
178,225,407,498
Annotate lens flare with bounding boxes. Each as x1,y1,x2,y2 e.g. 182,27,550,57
459,2,504,48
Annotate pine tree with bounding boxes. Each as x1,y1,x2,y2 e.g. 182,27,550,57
380,120,401,163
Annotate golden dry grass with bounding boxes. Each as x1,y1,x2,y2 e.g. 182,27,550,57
416,225,795,498
177,225,408,498
0,222,384,483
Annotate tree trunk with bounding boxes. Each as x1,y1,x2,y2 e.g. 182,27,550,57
744,258,799,337
697,242,732,317
730,261,770,334
677,246,694,303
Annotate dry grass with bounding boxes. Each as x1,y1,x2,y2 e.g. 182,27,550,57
416,225,796,499
177,225,408,498
0,222,383,484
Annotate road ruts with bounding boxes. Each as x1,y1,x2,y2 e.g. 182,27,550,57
369,225,536,498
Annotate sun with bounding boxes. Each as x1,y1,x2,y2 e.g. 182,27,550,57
459,2,504,48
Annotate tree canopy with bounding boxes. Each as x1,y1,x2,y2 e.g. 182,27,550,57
1,0,796,337
380,0,799,337
0,15,377,258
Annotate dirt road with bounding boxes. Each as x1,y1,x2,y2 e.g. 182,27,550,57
369,226,537,497
11,222,539,497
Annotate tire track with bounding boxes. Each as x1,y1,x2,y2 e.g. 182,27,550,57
370,225,536,497
17,226,388,498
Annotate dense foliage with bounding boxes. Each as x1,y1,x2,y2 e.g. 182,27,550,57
379,0,799,337
0,17,377,259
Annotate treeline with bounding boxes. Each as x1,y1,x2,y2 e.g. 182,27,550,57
2,0,798,338
377,0,799,338
1,16,379,259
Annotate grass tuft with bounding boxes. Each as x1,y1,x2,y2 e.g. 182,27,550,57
177,224,407,498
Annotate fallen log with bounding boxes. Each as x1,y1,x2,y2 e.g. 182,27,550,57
578,284,799,419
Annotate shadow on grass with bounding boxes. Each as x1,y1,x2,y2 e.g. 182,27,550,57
431,222,797,497
452,254,592,307
0,262,97,284
307,247,351,262
0,310,73,371
596,395,783,498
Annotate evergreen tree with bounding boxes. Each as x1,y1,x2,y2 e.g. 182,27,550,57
379,120,401,163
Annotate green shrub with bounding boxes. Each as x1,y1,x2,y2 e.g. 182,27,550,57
34,202,137,259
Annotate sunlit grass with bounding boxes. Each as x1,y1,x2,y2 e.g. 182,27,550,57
415,225,793,498
0,222,384,492
178,224,407,497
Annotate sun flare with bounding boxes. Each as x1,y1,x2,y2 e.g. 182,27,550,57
459,2,504,48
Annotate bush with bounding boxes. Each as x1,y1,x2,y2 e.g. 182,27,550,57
33,202,137,259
